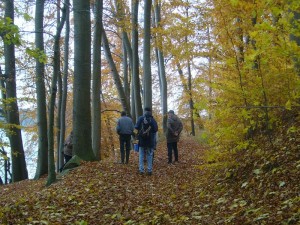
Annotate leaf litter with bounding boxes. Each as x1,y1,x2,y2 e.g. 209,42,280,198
0,136,299,224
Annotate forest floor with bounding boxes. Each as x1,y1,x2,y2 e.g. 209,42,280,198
0,136,299,225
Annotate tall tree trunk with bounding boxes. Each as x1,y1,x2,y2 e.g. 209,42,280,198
92,0,103,160
143,0,152,109
59,0,70,170
73,0,95,161
187,60,195,136
177,62,196,134
153,0,167,133
3,0,28,182
123,40,131,107
102,26,130,114
0,69,10,184
46,3,67,186
55,0,62,172
131,0,142,119
34,0,48,179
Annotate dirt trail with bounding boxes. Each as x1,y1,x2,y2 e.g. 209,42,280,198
0,137,211,225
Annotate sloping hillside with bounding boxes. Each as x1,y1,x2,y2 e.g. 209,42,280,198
0,136,299,224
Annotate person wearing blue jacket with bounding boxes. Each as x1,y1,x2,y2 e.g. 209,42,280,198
135,107,158,175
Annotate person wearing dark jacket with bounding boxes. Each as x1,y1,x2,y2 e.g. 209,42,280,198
116,111,135,164
135,107,158,175
166,110,183,164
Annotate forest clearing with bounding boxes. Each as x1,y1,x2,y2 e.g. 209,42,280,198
0,135,299,225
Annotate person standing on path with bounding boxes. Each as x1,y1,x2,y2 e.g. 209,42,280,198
135,107,158,175
166,110,183,164
116,111,135,164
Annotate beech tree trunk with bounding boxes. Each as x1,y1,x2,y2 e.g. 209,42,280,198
154,0,167,133
73,0,95,161
58,0,71,170
131,0,142,119
143,0,152,109
46,2,67,186
92,0,103,160
34,0,48,180
3,0,28,182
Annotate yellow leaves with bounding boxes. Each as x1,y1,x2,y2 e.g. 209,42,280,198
230,0,239,7
285,100,292,110
171,194,177,199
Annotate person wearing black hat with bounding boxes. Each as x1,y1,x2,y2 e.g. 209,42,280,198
166,110,183,164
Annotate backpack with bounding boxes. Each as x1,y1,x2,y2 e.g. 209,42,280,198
139,116,152,138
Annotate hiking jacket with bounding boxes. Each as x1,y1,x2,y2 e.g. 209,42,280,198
135,111,158,148
116,115,134,135
166,114,183,143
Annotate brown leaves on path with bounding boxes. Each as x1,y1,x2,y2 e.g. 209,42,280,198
1,136,299,224
0,137,209,225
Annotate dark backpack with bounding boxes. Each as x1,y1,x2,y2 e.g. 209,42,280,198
139,116,152,138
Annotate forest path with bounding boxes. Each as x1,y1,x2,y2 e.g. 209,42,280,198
0,137,213,225
86,136,209,224
2,136,296,224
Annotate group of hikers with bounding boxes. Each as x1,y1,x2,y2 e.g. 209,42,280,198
116,107,183,176
60,107,183,176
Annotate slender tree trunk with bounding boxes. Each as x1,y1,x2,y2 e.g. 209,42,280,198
187,60,195,136
143,0,152,109
73,0,95,161
102,26,130,114
34,0,48,179
4,0,28,182
131,0,142,119
153,0,167,132
177,62,196,135
92,0,103,160
56,0,62,172
46,3,67,186
123,40,131,107
0,69,9,184
59,0,70,170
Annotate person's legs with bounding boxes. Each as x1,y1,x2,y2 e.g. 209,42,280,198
139,147,145,173
125,136,131,164
146,148,153,174
152,151,155,164
119,136,125,163
173,142,178,162
167,142,173,163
